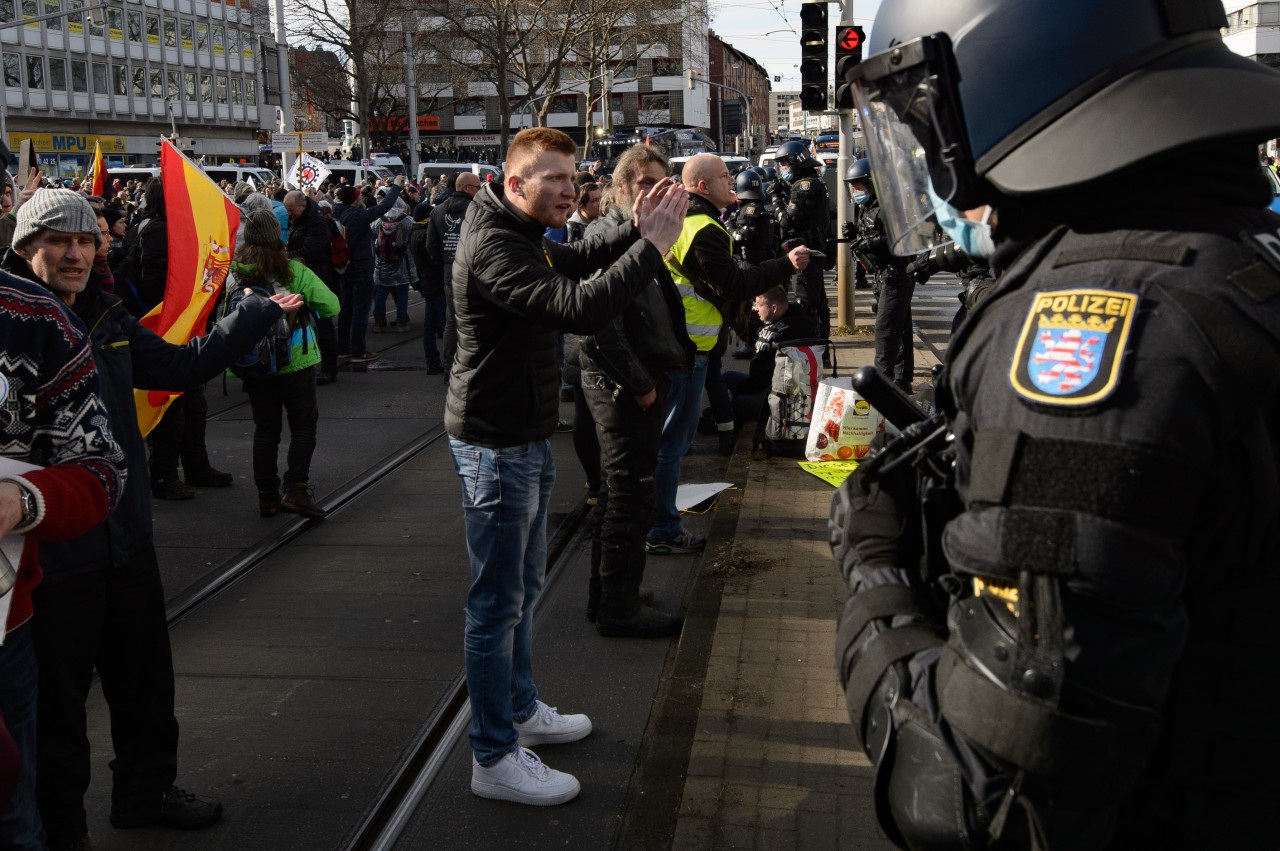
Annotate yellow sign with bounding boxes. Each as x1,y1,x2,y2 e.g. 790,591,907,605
797,460,859,488
109,26,122,39
182,37,193,49
9,133,127,154
147,33,159,46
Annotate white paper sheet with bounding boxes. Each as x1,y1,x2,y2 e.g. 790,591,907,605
675,482,734,512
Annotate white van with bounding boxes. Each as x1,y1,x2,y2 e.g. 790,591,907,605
200,164,276,187
369,153,407,177
105,166,162,187
417,162,502,187
325,161,394,187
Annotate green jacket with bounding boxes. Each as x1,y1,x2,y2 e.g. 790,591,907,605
228,258,339,374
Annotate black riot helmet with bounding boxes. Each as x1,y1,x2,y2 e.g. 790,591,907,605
844,159,872,185
761,166,778,183
734,168,765,201
847,0,1280,255
773,140,820,172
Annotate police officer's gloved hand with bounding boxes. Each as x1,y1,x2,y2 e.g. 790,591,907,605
830,459,923,591
905,258,932,284
767,178,786,199
842,220,857,242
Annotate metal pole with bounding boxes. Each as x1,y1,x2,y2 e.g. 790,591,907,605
405,30,419,179
835,0,854,331
273,0,293,179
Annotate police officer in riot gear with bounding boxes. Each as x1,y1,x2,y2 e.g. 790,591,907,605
728,169,777,264
767,140,830,337
830,1,1280,849
728,168,779,356
845,159,919,391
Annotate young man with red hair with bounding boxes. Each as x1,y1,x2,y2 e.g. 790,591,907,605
445,128,687,805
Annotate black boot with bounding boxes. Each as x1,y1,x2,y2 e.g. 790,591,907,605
596,602,684,638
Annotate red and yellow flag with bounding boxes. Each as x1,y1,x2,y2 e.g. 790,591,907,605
88,141,106,197
133,140,240,436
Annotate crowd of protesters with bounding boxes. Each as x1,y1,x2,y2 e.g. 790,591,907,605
0,127,825,844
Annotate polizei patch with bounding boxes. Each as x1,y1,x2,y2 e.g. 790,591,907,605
1009,289,1139,406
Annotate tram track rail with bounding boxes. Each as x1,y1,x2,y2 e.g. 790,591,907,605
343,497,593,851
158,383,594,847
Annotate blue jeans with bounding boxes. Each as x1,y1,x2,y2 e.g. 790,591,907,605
373,284,409,327
421,292,447,368
0,623,46,850
648,352,709,542
449,438,555,766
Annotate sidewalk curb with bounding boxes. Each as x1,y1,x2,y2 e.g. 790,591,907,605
613,427,754,851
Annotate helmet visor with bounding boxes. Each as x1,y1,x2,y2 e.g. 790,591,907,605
849,35,974,256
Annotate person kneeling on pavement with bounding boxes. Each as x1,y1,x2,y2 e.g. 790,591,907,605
229,209,341,519
723,286,816,428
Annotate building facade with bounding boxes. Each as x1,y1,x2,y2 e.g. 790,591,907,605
1222,1,1280,66
0,0,270,177
707,31,770,154
368,0,715,155
769,90,799,135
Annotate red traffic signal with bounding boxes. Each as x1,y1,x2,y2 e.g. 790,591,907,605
834,25,865,110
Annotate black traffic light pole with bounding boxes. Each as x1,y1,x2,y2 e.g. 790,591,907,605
797,0,863,330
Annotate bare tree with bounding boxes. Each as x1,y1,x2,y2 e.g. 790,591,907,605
285,0,414,156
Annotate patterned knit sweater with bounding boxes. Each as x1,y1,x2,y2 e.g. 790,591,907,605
0,270,126,633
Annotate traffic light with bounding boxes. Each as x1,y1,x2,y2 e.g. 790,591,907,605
834,25,864,109
799,2,828,113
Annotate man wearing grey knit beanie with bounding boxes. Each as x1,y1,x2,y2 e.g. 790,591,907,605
2,184,309,846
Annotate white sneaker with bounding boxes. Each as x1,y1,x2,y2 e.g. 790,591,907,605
470,747,581,806
514,700,593,747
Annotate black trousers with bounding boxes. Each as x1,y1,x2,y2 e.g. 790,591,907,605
793,266,830,338
33,544,179,845
582,371,667,613
315,273,341,376
244,366,319,491
874,275,915,391
147,386,212,483
338,267,374,358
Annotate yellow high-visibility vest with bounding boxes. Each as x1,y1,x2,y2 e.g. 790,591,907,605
666,213,731,352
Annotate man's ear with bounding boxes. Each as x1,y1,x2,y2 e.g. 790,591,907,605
505,175,522,198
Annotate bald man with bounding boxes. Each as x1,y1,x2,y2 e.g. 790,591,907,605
645,153,810,555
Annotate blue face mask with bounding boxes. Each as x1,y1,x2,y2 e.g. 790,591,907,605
926,181,994,259
852,191,869,206
779,164,795,183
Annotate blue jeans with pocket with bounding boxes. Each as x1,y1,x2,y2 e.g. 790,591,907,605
449,437,555,766
0,623,46,850
648,352,709,542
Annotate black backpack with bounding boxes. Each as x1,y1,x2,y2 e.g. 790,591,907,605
218,274,309,377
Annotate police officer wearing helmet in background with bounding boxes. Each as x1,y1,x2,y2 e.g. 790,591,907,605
727,168,779,357
830,1,1280,849
766,140,831,337
844,158,920,392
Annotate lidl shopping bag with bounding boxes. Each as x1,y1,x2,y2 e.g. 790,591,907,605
805,377,885,462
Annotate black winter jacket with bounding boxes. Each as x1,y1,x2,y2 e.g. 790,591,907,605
136,211,168,315
423,191,473,295
333,186,401,274
579,206,694,396
1,251,283,583
445,183,668,447
287,197,337,287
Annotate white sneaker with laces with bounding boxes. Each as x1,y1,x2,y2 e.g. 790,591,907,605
470,746,581,806
514,700,593,747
